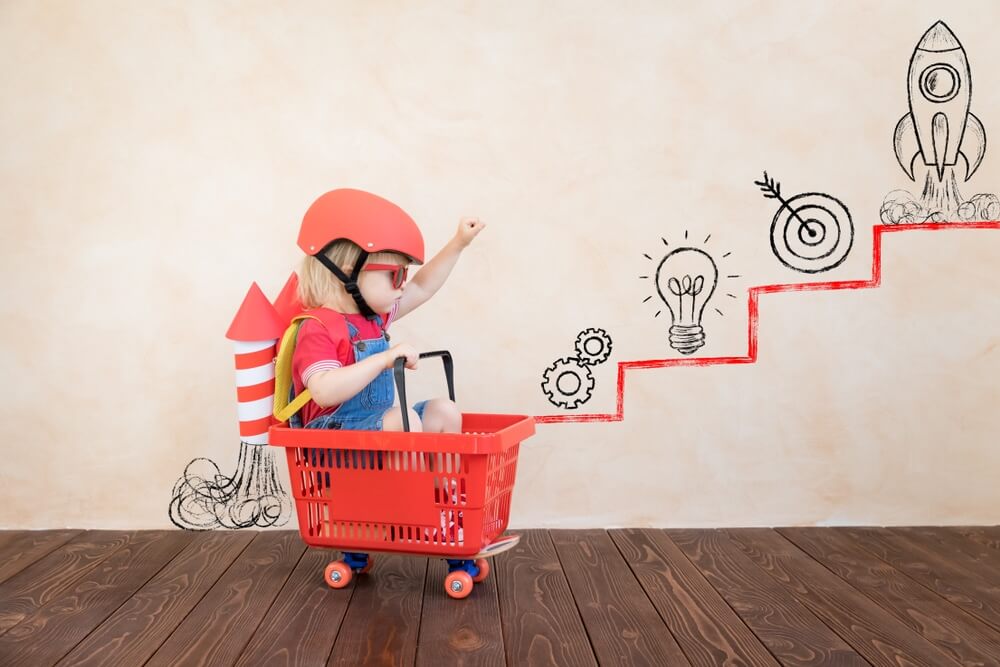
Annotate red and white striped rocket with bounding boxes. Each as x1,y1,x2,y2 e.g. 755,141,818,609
225,282,286,444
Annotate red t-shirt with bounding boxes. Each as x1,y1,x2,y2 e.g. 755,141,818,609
292,303,398,425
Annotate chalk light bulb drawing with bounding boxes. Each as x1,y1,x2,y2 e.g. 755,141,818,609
654,247,718,355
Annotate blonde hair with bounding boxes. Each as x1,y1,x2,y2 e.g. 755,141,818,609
298,240,409,309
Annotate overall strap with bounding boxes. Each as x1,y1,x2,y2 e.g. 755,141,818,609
341,312,387,343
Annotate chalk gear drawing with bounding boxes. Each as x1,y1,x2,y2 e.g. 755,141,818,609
575,327,613,365
541,328,613,409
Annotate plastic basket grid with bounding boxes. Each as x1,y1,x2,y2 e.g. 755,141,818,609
272,414,531,558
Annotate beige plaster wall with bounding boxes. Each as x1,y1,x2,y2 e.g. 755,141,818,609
2,1,998,529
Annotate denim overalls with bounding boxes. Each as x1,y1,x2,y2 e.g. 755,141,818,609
299,314,428,431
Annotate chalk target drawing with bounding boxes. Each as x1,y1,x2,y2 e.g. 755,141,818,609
541,328,613,409
756,172,854,274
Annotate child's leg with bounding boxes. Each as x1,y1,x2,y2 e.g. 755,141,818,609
384,400,460,542
381,407,423,432
418,399,464,542
419,398,462,433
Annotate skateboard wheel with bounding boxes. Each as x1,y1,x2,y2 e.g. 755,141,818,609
445,570,473,599
325,561,352,589
472,558,489,582
358,556,374,575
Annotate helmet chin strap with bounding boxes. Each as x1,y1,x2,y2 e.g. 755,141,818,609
315,249,379,321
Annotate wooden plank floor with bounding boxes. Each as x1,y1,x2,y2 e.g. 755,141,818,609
0,527,998,666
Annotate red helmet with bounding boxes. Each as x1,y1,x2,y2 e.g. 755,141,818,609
297,188,424,264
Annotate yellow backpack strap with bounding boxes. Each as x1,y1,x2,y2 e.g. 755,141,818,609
273,314,320,423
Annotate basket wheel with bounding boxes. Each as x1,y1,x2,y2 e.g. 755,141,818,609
445,570,474,599
324,561,353,589
358,556,374,575
472,558,489,583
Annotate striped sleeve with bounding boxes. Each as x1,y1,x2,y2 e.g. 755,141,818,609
302,359,343,385
292,318,352,389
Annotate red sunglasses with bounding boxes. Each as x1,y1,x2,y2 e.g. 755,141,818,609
361,263,409,288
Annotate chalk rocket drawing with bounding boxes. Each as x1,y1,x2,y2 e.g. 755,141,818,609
641,232,737,355
756,171,855,274
541,328,613,409
894,21,985,183
882,21,999,224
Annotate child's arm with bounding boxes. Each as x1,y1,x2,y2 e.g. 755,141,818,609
306,343,419,408
395,217,486,319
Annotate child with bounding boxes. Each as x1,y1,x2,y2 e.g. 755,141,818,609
291,188,485,434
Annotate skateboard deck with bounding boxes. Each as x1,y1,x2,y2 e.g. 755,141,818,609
333,533,520,561
470,534,519,559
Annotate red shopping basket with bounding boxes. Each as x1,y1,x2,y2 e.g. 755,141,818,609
269,351,535,559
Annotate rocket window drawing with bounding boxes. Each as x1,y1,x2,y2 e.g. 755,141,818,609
920,64,961,103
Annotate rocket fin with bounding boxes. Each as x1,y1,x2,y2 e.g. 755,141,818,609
958,112,987,181
893,113,919,181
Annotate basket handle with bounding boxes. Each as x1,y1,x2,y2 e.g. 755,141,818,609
393,350,455,432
